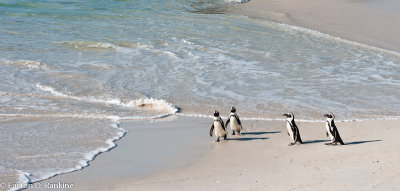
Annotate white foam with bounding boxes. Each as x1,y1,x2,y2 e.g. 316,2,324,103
86,42,118,49
77,123,126,171
225,0,249,3
182,39,195,45
1,59,49,71
119,113,174,121
61,40,183,60
36,84,68,98
8,171,31,191
176,113,400,123
60,41,134,54
0,112,179,123
160,50,180,60
36,84,178,114
0,113,121,121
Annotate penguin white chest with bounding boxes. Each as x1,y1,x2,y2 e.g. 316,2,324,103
214,121,226,137
286,121,295,142
326,122,334,140
286,121,293,133
230,116,240,131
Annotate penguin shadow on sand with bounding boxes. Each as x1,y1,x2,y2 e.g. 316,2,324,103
226,131,278,141
242,131,281,135
344,139,382,145
227,136,269,141
301,140,330,144
291,139,382,145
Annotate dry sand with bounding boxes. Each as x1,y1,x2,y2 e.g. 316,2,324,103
232,0,400,53
29,116,400,191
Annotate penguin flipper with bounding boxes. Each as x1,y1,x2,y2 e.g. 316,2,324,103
225,118,230,127
291,126,296,136
219,118,226,131
210,125,214,137
233,115,242,126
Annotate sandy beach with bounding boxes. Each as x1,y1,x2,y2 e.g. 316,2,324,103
233,0,400,53
27,117,400,191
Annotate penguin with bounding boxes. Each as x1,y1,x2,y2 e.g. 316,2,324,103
225,107,242,135
283,112,303,146
324,112,344,145
209,111,227,142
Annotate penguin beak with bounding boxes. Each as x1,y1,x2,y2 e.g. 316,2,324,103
283,113,289,117
324,114,330,117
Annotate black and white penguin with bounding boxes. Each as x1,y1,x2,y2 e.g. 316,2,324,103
283,112,303,146
324,112,344,145
209,111,227,142
225,107,242,135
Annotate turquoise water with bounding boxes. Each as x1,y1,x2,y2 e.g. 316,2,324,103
0,0,399,188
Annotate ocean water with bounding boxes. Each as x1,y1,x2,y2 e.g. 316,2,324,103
1,0,399,189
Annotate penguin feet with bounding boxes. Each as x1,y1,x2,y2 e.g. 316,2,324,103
216,138,220,142
325,142,332,145
288,143,295,146
232,131,242,136
223,134,227,140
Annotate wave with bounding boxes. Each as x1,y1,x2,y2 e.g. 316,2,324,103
0,113,176,122
225,0,249,3
59,41,182,60
36,84,178,114
59,41,135,54
0,113,121,121
0,59,50,71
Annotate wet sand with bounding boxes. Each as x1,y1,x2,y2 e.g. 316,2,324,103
233,0,400,53
27,116,212,191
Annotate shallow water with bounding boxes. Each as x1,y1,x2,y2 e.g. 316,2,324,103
1,0,399,188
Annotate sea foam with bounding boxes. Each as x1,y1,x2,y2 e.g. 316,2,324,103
0,59,50,71
36,84,178,115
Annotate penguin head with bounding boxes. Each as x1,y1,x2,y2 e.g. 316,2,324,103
214,110,219,117
283,112,294,119
324,112,335,120
230,107,236,113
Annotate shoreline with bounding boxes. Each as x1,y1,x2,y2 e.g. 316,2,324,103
26,116,213,191
231,0,400,53
25,117,400,191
